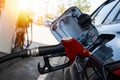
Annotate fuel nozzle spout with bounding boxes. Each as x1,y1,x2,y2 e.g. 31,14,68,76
61,37,90,64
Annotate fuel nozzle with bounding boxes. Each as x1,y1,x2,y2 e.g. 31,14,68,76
38,37,90,74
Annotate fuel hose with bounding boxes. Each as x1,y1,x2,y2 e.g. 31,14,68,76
0,44,64,63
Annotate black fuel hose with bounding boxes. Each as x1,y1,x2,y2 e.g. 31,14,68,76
0,50,28,63
0,43,64,63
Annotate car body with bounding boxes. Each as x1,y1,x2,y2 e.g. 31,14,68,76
72,0,120,80
50,0,120,80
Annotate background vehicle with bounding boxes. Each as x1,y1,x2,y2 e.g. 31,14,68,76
44,19,53,27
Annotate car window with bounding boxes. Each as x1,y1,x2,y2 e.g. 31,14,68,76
93,0,118,25
114,10,120,22
116,13,120,20
104,1,120,24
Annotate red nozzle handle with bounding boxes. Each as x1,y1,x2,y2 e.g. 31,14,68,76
61,37,90,64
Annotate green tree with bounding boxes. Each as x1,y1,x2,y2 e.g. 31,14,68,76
74,0,91,13
57,0,66,14
45,13,54,20
58,3,66,14
57,0,91,14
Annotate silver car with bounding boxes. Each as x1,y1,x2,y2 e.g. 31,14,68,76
49,0,120,80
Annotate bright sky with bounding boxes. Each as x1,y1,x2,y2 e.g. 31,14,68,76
18,0,106,13
17,0,106,17
90,0,106,13
48,0,106,14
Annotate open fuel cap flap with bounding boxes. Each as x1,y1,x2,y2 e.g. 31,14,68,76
50,6,99,47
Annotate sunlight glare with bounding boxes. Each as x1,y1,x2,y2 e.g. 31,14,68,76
18,0,30,10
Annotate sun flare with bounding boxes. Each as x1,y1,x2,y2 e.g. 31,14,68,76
18,0,30,10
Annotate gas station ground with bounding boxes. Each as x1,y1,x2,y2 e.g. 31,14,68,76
0,24,64,80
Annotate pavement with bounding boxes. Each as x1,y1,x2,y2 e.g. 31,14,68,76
0,24,64,80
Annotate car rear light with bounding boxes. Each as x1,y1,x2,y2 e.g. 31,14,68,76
114,69,120,76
